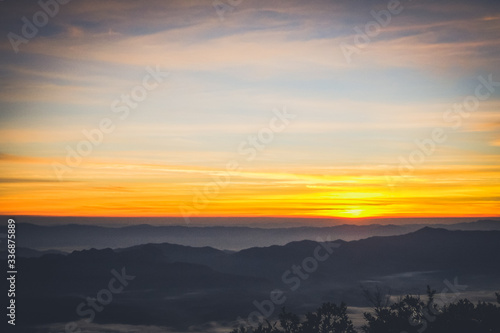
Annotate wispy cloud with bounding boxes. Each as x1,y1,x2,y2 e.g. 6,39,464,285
0,0,499,218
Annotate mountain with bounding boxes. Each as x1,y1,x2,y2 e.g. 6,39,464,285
6,219,500,252
439,219,500,230
5,227,500,331
0,247,66,259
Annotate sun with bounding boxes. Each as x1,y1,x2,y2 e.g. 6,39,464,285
340,209,365,218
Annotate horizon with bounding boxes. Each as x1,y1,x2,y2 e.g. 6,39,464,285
3,215,500,228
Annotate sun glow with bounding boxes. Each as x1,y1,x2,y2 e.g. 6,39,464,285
339,209,365,218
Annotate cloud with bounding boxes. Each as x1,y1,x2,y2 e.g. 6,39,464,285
0,0,499,218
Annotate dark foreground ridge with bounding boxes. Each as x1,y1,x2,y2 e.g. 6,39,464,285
2,227,500,331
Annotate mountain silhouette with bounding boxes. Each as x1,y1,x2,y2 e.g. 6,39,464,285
8,219,500,252
4,227,500,331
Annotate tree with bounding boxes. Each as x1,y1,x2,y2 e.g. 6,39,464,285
362,287,500,333
231,302,356,333
301,302,356,333
231,289,500,333
279,307,300,333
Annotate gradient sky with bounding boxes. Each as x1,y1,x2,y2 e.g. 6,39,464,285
1,0,499,220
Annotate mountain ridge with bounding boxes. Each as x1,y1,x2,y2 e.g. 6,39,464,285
5,219,500,252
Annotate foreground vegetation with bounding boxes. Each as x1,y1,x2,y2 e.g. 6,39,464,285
231,288,500,333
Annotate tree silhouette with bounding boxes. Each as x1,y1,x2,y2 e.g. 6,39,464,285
279,307,300,333
231,289,500,333
362,287,500,333
230,302,355,333
301,303,356,333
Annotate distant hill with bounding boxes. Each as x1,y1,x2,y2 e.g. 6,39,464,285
0,247,66,260
6,219,500,252
438,219,500,230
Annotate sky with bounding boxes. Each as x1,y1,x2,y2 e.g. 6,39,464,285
0,0,499,221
